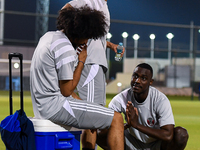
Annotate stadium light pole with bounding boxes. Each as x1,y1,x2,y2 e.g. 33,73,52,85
0,0,5,45
122,32,128,72
166,33,174,65
117,82,122,93
189,21,194,58
122,32,128,59
133,34,140,59
106,32,112,81
149,34,155,59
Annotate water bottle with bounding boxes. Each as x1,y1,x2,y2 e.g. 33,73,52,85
115,42,123,61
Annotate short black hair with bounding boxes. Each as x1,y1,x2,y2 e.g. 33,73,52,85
57,5,107,40
136,63,153,77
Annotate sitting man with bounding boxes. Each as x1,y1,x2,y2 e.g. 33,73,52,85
97,63,188,150
30,6,124,150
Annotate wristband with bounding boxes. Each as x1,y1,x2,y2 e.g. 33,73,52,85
79,61,84,65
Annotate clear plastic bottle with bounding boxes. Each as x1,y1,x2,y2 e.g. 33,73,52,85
115,42,123,61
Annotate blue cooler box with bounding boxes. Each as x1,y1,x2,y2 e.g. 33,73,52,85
31,118,82,150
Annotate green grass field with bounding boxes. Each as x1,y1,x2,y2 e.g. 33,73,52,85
0,91,200,150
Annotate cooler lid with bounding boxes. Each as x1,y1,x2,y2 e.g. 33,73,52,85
30,118,71,132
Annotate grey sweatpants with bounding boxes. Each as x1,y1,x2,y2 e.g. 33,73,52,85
49,97,114,130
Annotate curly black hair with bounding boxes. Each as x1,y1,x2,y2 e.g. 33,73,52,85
57,5,107,40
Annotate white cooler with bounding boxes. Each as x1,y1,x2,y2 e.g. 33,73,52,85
30,118,82,150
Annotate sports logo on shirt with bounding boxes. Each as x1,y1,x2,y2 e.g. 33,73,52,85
147,118,155,126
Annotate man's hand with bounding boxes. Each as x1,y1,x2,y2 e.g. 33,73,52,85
107,41,125,57
126,101,139,128
77,44,87,63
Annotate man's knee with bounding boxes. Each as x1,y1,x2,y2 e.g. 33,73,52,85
162,126,189,150
112,112,123,125
173,126,189,149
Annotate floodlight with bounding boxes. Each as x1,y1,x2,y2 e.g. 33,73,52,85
122,32,128,38
149,34,156,40
132,34,140,40
117,82,122,87
166,33,174,39
107,32,112,39
14,63,19,69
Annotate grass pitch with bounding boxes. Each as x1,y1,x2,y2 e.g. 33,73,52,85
0,91,200,150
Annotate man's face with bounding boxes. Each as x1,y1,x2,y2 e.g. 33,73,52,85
130,67,153,94
71,38,88,49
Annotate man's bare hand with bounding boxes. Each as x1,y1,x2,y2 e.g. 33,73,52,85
77,44,87,63
126,101,139,128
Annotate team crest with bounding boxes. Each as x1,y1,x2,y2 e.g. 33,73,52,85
147,118,155,126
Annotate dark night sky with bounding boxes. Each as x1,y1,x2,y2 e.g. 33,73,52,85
4,0,200,51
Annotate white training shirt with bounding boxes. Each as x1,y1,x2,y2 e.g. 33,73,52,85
30,31,77,119
69,0,110,69
108,86,175,143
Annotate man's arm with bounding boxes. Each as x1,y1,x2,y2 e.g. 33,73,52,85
126,101,174,142
59,61,84,97
59,44,87,97
106,41,125,57
107,41,117,53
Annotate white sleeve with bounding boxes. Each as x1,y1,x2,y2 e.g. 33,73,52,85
69,0,87,8
156,94,175,127
108,92,127,114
